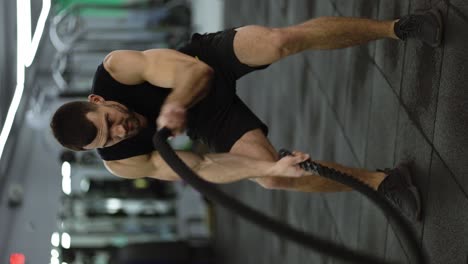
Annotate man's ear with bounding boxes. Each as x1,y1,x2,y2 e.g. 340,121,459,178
88,94,105,104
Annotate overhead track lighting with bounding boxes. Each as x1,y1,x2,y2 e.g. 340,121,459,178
0,0,51,160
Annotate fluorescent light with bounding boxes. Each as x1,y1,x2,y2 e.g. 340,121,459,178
0,0,50,161
61,162,71,178
51,232,60,247
80,179,90,192
61,233,71,249
106,198,122,212
25,0,51,67
0,84,24,159
51,249,59,258
62,176,71,195
61,162,71,195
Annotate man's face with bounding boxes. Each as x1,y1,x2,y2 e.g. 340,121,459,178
83,95,145,150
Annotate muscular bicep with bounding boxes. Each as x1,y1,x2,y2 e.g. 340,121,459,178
103,49,208,88
103,151,204,181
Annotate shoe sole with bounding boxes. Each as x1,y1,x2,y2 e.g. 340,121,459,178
415,7,444,47
428,8,444,48
408,186,422,221
397,162,423,221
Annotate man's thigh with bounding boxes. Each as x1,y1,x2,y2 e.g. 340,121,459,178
234,25,287,67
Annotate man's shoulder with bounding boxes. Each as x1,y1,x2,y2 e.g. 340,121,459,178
103,153,154,179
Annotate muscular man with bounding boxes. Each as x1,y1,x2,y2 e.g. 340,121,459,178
50,10,443,222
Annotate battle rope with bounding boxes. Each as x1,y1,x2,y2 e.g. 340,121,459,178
153,128,426,264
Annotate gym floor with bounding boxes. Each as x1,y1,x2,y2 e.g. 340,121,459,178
213,0,468,263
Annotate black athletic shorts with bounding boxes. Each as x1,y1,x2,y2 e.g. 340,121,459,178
179,28,270,152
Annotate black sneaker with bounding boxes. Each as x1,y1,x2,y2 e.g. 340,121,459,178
377,162,422,222
394,8,443,47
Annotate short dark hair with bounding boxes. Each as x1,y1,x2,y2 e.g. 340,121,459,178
50,101,98,151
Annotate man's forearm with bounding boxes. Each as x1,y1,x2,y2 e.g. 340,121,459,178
151,151,307,183
165,151,275,184
194,153,275,184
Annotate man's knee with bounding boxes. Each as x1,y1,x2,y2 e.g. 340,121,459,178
233,26,294,66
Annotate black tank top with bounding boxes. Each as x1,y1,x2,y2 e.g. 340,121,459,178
93,63,215,160
92,35,237,161
92,38,210,160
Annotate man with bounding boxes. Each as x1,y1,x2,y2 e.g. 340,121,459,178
50,10,443,222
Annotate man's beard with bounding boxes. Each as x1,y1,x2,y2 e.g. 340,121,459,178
110,104,141,138
125,113,140,137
